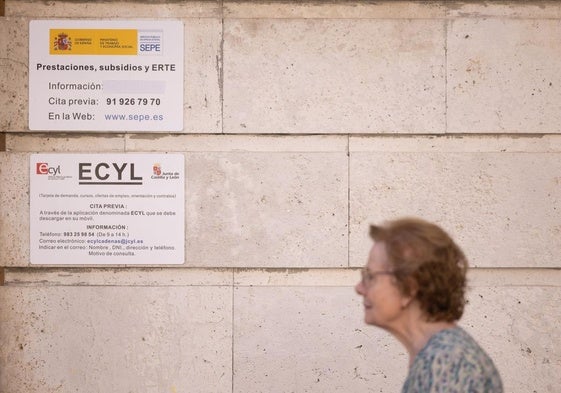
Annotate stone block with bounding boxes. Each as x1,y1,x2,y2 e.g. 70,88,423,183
0,285,232,393
234,267,357,287
5,134,125,152
186,150,348,267
184,18,222,133
0,153,29,266
0,18,7,56
0,18,28,131
463,285,561,393
223,18,445,134
224,1,446,19
447,18,561,133
446,2,561,19
233,285,406,392
0,19,7,130
127,135,348,267
349,136,561,268
4,267,233,287
233,269,561,393
125,134,346,152
5,0,221,18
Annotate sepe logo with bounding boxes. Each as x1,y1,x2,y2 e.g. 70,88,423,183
53,33,72,51
138,30,163,55
36,162,61,176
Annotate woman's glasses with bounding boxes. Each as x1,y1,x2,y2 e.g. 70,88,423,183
360,268,394,288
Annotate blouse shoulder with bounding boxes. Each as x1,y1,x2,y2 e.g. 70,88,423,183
402,327,503,393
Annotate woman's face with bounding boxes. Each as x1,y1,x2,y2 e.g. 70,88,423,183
355,242,409,330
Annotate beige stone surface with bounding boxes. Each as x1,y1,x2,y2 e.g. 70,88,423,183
463,286,561,393
6,133,125,152
5,266,561,289
224,1,446,19
0,20,8,130
349,134,561,153
233,279,561,393
125,134,347,152
5,0,221,17
467,268,561,288
447,18,561,133
0,18,7,65
234,266,561,288
234,267,358,287
4,267,233,286
184,18,222,133
349,138,561,268
0,153,29,266
0,285,232,393
0,18,28,131
0,270,557,393
1,267,559,393
185,151,348,267
223,18,445,134
233,285,407,392
10,0,560,20
446,1,561,19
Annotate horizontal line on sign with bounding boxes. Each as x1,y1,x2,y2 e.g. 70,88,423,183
79,182,143,185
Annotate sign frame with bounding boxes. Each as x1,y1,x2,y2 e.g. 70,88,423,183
28,19,184,132
30,153,185,265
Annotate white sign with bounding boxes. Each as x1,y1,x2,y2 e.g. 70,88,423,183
29,20,184,131
30,154,185,265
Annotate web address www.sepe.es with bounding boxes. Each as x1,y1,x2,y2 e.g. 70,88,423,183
104,113,164,122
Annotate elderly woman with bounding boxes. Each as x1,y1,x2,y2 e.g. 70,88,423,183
355,217,503,392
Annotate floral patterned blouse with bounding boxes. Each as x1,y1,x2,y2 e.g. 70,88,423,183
402,327,503,393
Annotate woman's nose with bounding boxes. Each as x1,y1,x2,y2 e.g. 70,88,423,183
355,281,364,296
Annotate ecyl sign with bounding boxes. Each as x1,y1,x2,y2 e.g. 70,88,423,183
30,153,185,265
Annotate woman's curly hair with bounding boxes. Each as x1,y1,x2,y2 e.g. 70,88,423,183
370,217,468,322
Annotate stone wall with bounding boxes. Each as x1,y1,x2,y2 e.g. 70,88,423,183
1,1,560,392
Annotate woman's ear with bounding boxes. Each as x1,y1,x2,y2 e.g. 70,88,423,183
400,276,419,309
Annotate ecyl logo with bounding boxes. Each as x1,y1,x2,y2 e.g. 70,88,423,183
36,162,61,175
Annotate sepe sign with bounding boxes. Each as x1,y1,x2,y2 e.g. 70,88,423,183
28,20,184,132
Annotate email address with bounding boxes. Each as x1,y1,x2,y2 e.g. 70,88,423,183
87,238,144,245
